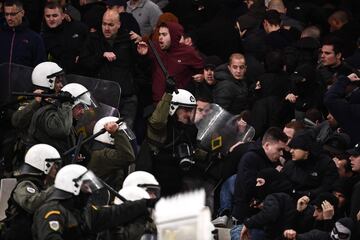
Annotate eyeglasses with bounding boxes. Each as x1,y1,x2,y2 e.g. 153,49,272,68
4,10,23,17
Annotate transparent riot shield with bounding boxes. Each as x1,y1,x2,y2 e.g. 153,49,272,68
195,104,255,154
60,74,122,138
0,63,33,107
66,74,121,109
0,178,17,221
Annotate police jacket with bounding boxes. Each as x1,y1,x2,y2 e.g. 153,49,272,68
32,195,149,240
282,153,339,199
3,176,53,240
28,102,76,154
145,93,198,196
88,130,135,191
78,31,140,97
41,20,88,74
0,19,46,67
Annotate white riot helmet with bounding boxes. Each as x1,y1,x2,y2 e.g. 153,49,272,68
169,89,197,116
93,116,136,144
54,164,103,195
123,171,160,198
113,186,150,205
93,116,119,145
23,144,61,175
61,83,96,109
31,62,64,90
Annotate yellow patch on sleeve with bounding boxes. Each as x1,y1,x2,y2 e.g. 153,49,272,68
44,210,61,219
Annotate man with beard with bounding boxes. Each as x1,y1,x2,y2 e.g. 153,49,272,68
136,21,203,103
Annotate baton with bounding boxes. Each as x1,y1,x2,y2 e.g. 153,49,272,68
147,40,179,94
72,133,84,164
97,178,128,203
63,118,123,156
12,92,60,99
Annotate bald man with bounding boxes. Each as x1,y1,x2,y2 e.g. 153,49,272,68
78,9,141,128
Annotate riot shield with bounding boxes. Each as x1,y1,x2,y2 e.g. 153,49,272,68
0,178,17,221
0,63,33,107
66,74,121,109
0,64,122,109
196,104,255,154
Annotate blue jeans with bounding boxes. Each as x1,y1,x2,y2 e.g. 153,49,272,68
218,174,236,216
230,224,265,240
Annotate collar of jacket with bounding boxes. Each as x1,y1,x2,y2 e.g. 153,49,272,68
2,17,29,32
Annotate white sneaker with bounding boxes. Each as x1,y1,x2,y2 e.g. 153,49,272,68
212,215,229,227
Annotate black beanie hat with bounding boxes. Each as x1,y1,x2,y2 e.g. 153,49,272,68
288,132,313,151
312,192,339,209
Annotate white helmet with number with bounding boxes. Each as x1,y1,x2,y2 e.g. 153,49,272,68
169,89,197,116
61,83,94,108
31,62,64,90
24,144,61,175
93,116,119,145
54,164,88,195
114,186,150,205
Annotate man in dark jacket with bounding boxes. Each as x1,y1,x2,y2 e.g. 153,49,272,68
231,127,288,238
0,0,46,67
213,53,249,115
241,168,295,240
41,2,88,74
324,73,360,146
78,9,141,128
283,131,339,200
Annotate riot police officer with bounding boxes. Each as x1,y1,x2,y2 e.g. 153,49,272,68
32,164,155,240
9,62,65,172
137,89,199,196
88,116,135,191
28,83,95,160
2,144,61,240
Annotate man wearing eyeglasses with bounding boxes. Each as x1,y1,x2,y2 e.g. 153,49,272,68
0,0,46,67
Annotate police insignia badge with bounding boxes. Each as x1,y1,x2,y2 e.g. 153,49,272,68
49,221,60,231
26,187,36,194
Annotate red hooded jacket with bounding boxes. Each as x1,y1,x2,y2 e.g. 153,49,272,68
148,22,203,102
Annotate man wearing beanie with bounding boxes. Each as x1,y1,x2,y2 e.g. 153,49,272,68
282,131,339,200
346,142,360,239
240,168,295,240
292,192,339,234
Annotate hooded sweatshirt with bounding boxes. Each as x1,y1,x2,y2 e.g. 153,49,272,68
148,22,203,102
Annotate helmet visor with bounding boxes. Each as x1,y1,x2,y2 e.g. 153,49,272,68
75,91,98,110
78,170,103,193
48,70,66,93
138,184,161,198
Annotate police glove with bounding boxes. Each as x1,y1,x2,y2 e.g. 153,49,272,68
165,76,177,94
58,91,74,104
